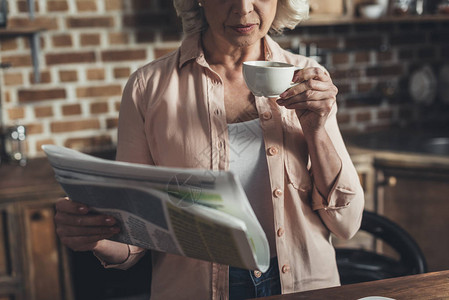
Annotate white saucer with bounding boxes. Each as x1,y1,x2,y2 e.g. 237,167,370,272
408,64,437,105
358,297,396,300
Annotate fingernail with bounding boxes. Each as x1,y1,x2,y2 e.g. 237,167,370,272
78,206,88,213
105,217,115,224
279,92,288,98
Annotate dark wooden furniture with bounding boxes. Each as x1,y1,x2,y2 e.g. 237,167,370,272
254,270,449,299
0,158,73,300
0,151,151,300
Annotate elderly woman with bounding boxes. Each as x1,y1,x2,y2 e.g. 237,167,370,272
54,0,364,299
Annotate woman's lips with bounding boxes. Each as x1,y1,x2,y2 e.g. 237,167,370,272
231,24,257,34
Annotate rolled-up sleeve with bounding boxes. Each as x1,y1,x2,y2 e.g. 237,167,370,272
311,105,365,240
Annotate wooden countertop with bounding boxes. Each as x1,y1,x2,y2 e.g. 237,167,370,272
0,158,61,200
255,270,449,299
0,149,115,201
348,144,449,172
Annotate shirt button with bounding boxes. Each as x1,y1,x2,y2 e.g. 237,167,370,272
299,185,309,192
277,227,285,237
214,109,222,116
273,188,283,198
261,111,272,120
267,146,279,156
253,270,262,278
217,140,224,149
282,264,290,273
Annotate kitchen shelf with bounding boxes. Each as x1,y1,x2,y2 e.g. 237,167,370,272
302,14,449,26
0,26,46,83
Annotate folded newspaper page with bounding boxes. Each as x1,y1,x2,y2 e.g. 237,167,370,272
42,145,270,272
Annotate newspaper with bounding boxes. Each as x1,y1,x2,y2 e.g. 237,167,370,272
42,145,270,272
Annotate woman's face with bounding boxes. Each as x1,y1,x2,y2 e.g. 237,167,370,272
201,0,278,48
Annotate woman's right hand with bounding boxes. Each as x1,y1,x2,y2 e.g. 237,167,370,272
54,197,120,252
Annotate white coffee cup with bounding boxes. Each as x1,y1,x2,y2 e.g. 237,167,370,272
243,61,301,97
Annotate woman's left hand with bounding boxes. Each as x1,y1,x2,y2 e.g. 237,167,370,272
276,67,338,134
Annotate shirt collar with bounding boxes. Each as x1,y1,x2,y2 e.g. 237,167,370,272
179,32,206,68
178,33,279,68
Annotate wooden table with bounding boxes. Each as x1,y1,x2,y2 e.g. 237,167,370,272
256,271,449,299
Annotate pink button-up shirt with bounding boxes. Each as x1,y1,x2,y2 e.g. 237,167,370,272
114,33,364,300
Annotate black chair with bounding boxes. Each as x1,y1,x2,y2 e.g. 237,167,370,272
336,210,427,285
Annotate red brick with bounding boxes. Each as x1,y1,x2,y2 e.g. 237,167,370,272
30,71,52,84
18,88,66,103
34,106,54,118
86,68,105,80
355,51,370,63
17,0,40,13
7,17,58,30
136,31,155,43
130,0,153,10
365,124,392,132
52,34,73,47
62,104,82,116
51,119,101,133
109,32,129,45
390,33,426,46
335,83,351,94
59,70,78,82
101,49,146,62
80,33,101,46
4,73,23,86
1,54,32,67
356,112,371,122
76,0,98,11
76,85,122,98
345,36,383,49
106,117,118,129
378,109,393,119
337,112,350,124
114,101,121,112
105,0,124,10
332,53,349,65
366,65,403,77
154,48,177,59
357,82,374,93
294,38,339,50
23,35,45,50
90,102,109,114
8,107,25,120
113,67,131,78
123,13,170,27
329,68,362,80
46,51,96,65
25,123,44,135
4,91,11,103
67,17,114,28
377,51,393,62
0,38,18,51
64,135,113,149
161,30,182,42
47,1,69,11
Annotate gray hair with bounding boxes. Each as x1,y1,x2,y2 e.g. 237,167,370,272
173,0,309,35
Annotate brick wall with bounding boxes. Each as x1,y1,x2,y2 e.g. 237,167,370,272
1,0,448,158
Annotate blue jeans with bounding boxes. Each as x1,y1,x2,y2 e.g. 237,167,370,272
229,257,281,300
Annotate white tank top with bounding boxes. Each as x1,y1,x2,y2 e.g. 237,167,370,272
228,118,276,257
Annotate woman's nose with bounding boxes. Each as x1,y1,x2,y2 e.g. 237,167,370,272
232,0,254,15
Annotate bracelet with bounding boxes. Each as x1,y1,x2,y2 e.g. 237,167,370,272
93,244,131,267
